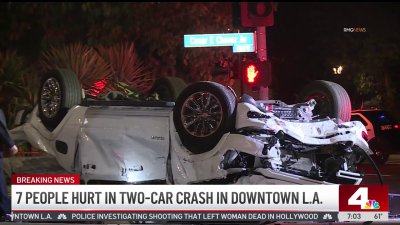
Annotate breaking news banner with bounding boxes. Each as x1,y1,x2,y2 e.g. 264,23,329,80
10,174,388,223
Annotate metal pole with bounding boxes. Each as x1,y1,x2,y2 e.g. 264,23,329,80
239,53,243,97
256,26,267,62
257,26,269,100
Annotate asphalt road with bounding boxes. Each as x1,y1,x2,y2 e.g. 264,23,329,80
359,154,400,192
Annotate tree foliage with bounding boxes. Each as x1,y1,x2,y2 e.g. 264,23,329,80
0,2,235,122
0,50,38,126
1,2,234,82
97,42,154,93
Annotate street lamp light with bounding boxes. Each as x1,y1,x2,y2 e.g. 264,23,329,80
333,65,343,75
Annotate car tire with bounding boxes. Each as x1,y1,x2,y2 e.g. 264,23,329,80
150,77,187,102
369,137,390,164
38,68,82,131
298,80,351,122
173,81,236,154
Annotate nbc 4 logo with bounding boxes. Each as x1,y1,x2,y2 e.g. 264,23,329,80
348,187,380,209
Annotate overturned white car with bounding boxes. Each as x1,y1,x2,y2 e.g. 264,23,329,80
11,68,381,185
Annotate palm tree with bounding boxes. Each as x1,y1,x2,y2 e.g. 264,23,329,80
96,42,154,96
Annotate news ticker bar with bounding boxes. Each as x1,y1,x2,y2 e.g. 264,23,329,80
11,212,339,222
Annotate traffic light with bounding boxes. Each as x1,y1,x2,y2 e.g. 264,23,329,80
241,2,275,27
243,60,271,88
244,62,260,85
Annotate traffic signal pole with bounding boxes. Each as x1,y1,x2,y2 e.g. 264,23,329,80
257,26,269,100
239,53,244,97
256,27,267,62
237,1,275,100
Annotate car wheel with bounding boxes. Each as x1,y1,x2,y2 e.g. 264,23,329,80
38,68,82,131
298,80,351,122
369,137,390,164
173,81,236,154
150,77,187,102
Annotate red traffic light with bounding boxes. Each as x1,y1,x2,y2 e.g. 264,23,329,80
241,2,275,27
245,63,259,84
242,60,271,87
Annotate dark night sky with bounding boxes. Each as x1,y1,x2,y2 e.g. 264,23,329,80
265,2,400,103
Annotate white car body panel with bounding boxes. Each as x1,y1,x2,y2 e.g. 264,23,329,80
78,106,170,183
11,106,88,171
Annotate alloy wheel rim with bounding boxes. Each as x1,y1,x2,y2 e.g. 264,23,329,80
40,77,61,119
181,92,223,137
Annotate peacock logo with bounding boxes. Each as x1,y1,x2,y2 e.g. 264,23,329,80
364,200,380,209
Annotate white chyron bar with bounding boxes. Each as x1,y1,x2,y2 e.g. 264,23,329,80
11,184,388,222
13,185,338,211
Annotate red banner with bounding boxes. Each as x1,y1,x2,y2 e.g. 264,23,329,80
12,174,80,185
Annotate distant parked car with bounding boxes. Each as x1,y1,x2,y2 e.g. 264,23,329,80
351,109,400,164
